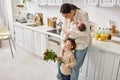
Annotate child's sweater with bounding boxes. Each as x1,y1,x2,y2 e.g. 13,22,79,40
60,50,77,75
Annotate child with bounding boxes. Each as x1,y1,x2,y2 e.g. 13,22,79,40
56,38,77,80
61,21,87,41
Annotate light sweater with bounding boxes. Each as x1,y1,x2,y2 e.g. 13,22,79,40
60,50,77,75
61,10,92,50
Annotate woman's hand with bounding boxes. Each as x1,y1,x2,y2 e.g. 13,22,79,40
65,31,70,37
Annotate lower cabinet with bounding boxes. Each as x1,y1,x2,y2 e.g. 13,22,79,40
99,50,120,80
15,26,47,57
78,46,120,80
79,46,102,80
117,64,120,80
24,28,34,52
14,26,24,47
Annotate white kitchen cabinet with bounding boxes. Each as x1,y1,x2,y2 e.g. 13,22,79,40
24,28,34,52
14,26,24,47
117,0,120,6
84,0,99,6
79,46,102,80
85,0,119,7
116,60,120,80
99,50,120,80
99,0,116,7
34,32,42,56
39,33,47,56
34,31,47,57
38,0,63,6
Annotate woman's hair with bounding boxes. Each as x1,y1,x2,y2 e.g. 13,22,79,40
64,38,76,50
60,3,80,14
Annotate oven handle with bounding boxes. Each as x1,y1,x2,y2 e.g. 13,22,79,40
48,38,60,45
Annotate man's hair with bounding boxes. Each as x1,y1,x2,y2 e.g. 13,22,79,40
64,38,76,50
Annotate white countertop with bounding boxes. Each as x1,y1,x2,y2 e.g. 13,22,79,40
14,22,120,55
14,22,60,38
91,38,120,55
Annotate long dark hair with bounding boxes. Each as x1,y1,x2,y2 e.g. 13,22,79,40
60,3,80,14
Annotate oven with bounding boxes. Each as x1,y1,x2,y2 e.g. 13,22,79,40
47,35,61,56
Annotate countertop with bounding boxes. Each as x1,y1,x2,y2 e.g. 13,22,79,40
14,22,120,55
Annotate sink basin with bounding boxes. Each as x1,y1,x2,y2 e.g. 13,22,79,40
47,29,61,35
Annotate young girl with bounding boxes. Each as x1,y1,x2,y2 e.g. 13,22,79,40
56,38,77,80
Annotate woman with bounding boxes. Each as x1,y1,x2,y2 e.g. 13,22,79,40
57,3,91,80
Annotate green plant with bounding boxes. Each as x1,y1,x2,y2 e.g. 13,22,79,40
43,49,65,63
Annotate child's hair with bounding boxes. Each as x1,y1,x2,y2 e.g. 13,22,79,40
64,38,76,50
78,23,86,31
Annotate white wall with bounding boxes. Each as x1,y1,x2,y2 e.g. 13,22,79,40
73,0,120,30
19,0,120,30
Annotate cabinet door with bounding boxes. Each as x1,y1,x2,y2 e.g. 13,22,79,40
117,0,120,6
15,26,24,47
79,46,102,80
38,0,63,6
84,0,99,6
99,50,119,80
24,29,34,52
117,62,120,80
34,32,47,57
34,32,42,56
99,0,116,7
40,33,47,56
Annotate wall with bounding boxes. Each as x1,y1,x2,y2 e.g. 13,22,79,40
73,0,120,30
15,0,120,30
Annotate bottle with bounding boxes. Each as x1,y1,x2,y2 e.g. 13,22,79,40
95,27,101,40
100,28,107,41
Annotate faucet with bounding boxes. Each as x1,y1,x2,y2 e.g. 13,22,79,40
56,22,63,33
57,22,63,27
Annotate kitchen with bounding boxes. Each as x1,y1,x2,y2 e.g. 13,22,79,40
0,0,120,80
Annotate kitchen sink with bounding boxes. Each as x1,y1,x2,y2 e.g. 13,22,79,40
47,29,61,35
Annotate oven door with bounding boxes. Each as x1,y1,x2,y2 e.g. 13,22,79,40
47,35,61,55
47,35,61,65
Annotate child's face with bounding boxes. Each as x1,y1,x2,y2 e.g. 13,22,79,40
64,40,73,50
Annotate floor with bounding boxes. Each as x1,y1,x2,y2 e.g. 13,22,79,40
0,40,57,80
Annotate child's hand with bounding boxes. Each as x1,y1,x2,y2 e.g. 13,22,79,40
42,48,48,60
42,54,46,60
55,57,61,62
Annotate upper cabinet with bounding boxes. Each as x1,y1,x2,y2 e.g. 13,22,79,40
84,0,99,6
85,0,120,7
99,0,116,7
117,0,120,6
38,0,63,6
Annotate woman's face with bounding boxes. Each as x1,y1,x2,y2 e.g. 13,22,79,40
61,10,75,20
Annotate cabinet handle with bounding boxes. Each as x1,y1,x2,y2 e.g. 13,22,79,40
48,38,60,45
